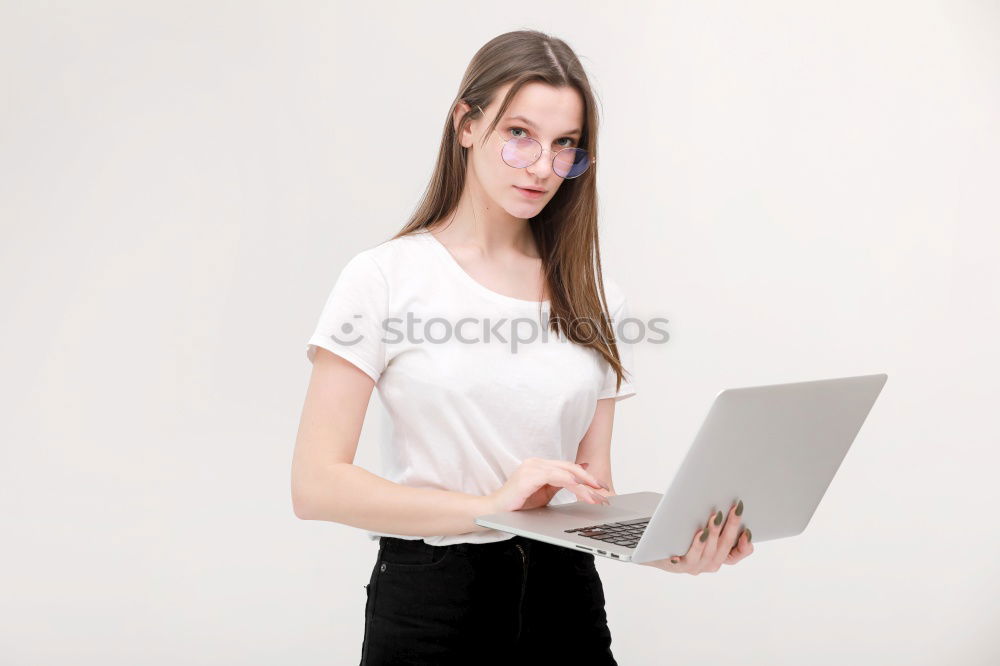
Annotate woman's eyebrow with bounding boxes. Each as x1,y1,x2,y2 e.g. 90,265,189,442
502,114,582,137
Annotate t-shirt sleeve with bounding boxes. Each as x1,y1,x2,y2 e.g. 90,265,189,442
596,293,637,402
305,252,388,383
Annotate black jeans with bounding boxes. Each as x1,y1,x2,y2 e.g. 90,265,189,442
359,534,619,665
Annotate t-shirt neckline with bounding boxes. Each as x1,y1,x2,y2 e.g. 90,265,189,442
418,229,552,307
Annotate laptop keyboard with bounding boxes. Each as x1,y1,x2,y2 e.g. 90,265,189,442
564,517,651,549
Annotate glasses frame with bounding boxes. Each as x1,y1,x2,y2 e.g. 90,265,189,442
475,104,596,180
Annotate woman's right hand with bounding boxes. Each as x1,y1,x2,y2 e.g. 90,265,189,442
485,458,611,513
638,500,754,574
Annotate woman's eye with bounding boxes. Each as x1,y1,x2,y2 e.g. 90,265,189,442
508,127,576,148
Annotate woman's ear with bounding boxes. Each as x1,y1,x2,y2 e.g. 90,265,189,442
453,100,473,148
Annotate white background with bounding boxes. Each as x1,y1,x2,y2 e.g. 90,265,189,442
2,1,998,664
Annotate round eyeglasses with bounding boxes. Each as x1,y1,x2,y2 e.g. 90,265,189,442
476,105,596,180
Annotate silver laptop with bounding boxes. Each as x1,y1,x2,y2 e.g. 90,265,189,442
474,373,888,564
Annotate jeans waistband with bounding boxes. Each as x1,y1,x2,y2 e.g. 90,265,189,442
378,535,531,556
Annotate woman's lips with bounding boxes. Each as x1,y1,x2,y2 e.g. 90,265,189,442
514,185,545,199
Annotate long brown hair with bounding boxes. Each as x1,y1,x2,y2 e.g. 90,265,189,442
390,29,630,393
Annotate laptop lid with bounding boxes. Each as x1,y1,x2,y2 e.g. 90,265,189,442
632,373,888,563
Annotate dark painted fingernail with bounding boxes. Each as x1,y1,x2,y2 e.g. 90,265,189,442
670,557,680,564
736,499,744,516
714,510,723,526
746,528,752,542
699,526,709,542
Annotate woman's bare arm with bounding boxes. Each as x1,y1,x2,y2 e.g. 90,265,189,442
291,347,494,536
575,397,618,494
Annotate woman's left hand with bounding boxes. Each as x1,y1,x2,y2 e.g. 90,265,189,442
591,488,755,574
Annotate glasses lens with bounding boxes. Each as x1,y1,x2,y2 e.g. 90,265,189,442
554,148,592,179
500,137,593,179
502,137,541,168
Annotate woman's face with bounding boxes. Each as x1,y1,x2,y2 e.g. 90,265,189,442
459,82,586,219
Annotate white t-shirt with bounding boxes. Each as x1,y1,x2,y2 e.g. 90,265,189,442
305,229,637,546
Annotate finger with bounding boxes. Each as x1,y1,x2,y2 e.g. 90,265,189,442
737,528,754,557
553,470,609,504
711,500,744,569
724,530,745,563
520,463,578,502
683,522,710,574
651,555,684,571
548,460,609,491
561,460,610,491
581,462,614,495
697,508,724,571
725,528,753,565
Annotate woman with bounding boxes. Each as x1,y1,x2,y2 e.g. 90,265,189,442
292,29,754,665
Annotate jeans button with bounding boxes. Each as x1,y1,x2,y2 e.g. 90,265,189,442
380,562,387,572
